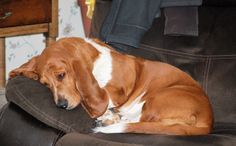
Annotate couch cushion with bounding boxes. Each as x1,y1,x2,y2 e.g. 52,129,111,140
56,132,236,146
0,103,63,146
6,76,95,134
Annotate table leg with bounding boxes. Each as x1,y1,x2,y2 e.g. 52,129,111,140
45,0,58,47
0,38,6,89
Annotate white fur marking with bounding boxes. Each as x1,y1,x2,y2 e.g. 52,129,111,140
94,92,146,133
108,97,115,109
119,92,146,123
93,123,127,133
84,38,112,88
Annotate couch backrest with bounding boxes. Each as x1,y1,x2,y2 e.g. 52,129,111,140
139,7,236,125
203,0,236,6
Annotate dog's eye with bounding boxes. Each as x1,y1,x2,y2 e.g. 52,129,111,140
57,72,66,81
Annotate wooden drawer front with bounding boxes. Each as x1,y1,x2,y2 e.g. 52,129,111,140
0,0,51,28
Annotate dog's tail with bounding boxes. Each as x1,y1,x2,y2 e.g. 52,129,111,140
93,122,211,135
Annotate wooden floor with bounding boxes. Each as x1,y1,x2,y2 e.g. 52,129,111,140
0,89,7,109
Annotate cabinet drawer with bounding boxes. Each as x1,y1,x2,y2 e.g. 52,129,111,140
0,0,51,28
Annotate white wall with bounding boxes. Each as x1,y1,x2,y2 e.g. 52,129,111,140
5,0,85,80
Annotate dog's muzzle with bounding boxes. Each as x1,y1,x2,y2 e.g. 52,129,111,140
56,98,68,109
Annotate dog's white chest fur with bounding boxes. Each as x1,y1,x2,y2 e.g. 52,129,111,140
84,39,112,88
94,92,146,133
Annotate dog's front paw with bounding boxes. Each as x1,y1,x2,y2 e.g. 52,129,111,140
95,117,120,127
96,109,121,126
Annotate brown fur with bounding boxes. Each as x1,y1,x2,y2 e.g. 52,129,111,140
9,37,213,135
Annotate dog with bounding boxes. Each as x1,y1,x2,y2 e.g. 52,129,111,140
9,37,213,135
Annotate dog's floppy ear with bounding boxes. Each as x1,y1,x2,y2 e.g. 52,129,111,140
72,60,108,118
9,56,39,80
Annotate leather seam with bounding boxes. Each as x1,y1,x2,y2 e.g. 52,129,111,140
0,103,9,122
205,57,211,94
140,43,236,59
203,58,209,91
53,130,65,146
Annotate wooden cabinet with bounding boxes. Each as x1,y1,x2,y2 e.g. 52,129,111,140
0,0,52,28
0,0,58,88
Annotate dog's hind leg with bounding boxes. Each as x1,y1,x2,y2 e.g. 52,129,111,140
124,122,211,135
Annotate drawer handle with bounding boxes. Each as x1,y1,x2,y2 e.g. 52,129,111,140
0,12,12,20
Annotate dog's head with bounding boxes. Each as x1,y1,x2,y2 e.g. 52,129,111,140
9,38,108,118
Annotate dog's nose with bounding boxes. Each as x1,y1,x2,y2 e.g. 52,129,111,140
57,98,68,109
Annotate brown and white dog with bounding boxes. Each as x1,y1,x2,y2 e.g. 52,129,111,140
9,37,213,135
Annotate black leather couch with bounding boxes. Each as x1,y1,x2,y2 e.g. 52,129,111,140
1,0,236,145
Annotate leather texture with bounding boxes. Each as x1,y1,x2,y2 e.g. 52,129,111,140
56,133,142,146
6,76,95,134
0,103,63,146
57,132,236,146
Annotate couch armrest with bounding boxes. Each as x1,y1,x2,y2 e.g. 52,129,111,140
56,133,142,146
0,103,64,146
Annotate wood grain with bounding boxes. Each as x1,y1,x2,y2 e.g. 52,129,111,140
0,24,49,37
45,0,58,47
0,38,5,88
0,0,51,28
